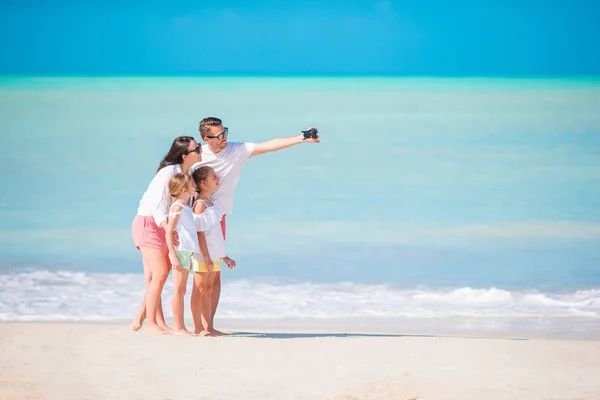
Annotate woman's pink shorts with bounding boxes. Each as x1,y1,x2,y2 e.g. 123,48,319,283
132,215,168,252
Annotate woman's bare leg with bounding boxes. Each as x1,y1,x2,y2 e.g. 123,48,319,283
139,247,171,333
131,261,152,331
131,257,171,332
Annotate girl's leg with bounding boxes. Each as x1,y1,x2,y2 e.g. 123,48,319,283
206,273,226,335
196,272,214,336
210,273,227,335
139,246,171,333
171,268,193,335
191,272,204,334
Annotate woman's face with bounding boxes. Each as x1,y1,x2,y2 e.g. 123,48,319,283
182,140,202,165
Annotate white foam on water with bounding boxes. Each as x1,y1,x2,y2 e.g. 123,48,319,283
1,270,599,322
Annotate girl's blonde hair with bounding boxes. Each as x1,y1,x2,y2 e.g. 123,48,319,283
191,166,214,193
168,173,193,197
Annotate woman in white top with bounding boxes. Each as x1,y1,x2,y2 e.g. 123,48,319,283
131,136,202,334
190,166,236,336
165,173,199,335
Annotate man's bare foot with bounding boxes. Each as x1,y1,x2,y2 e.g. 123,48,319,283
209,328,228,336
172,329,196,336
198,330,213,337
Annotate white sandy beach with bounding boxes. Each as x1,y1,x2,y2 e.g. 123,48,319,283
1,323,599,400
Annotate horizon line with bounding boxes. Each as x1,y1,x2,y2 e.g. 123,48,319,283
1,73,600,80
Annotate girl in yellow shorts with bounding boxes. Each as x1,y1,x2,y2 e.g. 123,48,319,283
191,166,236,336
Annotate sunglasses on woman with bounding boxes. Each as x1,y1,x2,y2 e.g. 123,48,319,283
185,145,201,154
205,127,228,141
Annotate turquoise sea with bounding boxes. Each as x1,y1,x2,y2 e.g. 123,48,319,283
1,76,599,334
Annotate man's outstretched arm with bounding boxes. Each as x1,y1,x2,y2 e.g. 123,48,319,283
251,130,319,157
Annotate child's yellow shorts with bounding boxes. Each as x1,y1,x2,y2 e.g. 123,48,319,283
192,258,221,273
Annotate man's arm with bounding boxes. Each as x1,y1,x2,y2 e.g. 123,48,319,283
251,131,319,157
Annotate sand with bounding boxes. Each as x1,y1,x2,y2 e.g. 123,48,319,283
1,322,599,400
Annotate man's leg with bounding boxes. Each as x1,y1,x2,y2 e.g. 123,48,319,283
211,215,226,325
211,272,221,323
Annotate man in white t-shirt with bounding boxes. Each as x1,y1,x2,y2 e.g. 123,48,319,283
190,116,319,330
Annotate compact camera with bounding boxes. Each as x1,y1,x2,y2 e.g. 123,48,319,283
302,128,319,140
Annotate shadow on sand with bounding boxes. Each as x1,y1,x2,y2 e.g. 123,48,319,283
226,332,529,340
226,332,432,339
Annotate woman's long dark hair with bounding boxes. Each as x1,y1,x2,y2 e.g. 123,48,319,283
157,136,195,173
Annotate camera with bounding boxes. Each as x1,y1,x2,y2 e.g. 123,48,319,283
302,128,319,140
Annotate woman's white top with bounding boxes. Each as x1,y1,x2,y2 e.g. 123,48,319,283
193,199,226,261
137,164,181,227
169,200,200,253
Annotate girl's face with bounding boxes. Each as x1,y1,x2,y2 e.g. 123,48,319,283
183,179,196,198
202,169,219,192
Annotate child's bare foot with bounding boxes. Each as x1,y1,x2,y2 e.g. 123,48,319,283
145,324,169,335
172,328,196,336
158,323,174,334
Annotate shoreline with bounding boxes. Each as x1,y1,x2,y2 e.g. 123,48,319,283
2,315,599,341
2,322,599,400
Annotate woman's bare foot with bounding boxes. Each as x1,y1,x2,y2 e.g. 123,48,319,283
130,319,143,331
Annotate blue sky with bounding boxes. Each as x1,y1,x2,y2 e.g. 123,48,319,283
1,0,599,76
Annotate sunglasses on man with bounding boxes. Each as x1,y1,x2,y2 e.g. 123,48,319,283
205,127,228,141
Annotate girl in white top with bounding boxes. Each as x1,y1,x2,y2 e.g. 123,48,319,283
190,166,236,336
165,173,199,335
131,136,202,334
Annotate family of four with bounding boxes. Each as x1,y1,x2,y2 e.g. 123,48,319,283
130,117,319,335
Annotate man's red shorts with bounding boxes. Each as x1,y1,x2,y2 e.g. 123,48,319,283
220,215,226,241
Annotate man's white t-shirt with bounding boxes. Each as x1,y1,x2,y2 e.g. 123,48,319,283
190,142,255,215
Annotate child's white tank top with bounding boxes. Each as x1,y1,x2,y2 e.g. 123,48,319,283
169,200,200,253
193,199,226,261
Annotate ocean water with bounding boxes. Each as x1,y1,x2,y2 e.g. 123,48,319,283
1,76,600,331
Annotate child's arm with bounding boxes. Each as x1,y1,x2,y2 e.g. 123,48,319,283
193,200,214,272
166,204,182,271
222,256,236,269
196,232,214,272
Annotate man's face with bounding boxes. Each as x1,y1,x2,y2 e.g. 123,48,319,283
204,124,228,151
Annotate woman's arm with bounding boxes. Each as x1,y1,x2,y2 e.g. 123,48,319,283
148,167,173,227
